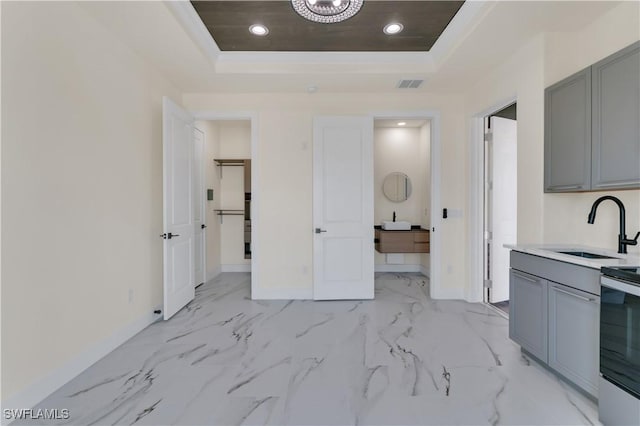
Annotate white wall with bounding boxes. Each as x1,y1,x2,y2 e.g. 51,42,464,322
374,126,430,270
185,94,466,298
464,2,640,298
2,1,180,406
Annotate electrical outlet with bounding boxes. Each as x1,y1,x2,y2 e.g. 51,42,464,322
128,288,134,303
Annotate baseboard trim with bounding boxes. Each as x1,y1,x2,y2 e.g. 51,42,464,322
1,306,162,416
221,264,251,273
251,286,313,300
431,286,465,300
420,265,430,277
375,264,422,273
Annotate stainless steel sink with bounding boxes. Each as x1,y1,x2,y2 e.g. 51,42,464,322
557,251,617,260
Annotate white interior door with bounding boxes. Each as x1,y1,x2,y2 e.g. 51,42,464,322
162,97,196,319
489,116,517,303
313,116,374,300
193,127,206,287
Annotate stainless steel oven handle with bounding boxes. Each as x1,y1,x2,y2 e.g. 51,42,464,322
552,286,596,302
601,276,640,297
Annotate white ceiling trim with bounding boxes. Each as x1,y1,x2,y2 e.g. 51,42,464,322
165,0,221,60
165,0,491,75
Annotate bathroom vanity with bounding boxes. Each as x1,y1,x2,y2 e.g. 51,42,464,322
374,227,429,253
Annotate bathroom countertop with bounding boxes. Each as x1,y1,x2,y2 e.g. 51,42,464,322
504,243,640,270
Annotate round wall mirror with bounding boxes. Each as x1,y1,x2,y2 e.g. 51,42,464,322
382,172,412,202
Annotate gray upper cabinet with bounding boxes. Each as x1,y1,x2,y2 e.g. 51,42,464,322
544,41,640,193
545,68,592,192
592,41,640,190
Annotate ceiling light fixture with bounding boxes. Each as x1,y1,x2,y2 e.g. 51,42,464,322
249,24,269,36
397,122,406,126
383,23,404,35
291,0,364,24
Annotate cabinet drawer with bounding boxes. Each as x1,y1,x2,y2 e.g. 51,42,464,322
414,243,430,253
375,229,430,253
414,232,430,243
510,251,600,295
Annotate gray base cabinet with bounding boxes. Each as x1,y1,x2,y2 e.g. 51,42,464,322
548,282,600,396
509,270,548,362
509,251,600,398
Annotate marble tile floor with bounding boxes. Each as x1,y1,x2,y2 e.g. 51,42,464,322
19,273,599,426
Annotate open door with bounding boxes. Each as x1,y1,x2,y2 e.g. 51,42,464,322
162,97,196,319
313,116,374,300
488,115,517,303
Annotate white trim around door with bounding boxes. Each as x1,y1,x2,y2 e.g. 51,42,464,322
468,97,517,303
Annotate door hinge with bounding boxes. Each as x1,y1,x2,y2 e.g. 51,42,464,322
484,279,492,288
484,131,493,143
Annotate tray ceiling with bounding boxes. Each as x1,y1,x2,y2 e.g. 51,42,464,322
191,0,465,52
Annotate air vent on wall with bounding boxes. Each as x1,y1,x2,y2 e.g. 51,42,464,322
397,79,424,89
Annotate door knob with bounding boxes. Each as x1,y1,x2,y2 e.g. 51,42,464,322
315,228,327,234
160,232,180,240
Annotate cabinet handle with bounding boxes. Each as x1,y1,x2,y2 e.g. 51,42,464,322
595,182,633,188
552,286,596,302
512,271,539,283
549,184,582,190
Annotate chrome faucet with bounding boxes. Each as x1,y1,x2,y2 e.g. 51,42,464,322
587,195,640,254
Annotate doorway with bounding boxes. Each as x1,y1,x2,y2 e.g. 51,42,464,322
373,118,431,276
195,119,253,282
483,103,517,315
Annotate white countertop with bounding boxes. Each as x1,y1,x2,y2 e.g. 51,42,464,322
504,243,640,269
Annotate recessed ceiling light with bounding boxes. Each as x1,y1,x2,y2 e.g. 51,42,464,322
397,122,407,126
384,23,404,35
249,24,269,36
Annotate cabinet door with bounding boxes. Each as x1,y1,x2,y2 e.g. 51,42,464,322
592,41,640,190
509,269,548,362
548,282,600,397
544,68,592,192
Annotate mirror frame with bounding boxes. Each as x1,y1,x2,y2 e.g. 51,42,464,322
382,172,412,202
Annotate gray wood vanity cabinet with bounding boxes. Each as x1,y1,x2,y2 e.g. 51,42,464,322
544,41,640,193
509,251,600,397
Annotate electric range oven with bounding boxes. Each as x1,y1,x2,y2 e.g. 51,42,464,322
599,266,640,425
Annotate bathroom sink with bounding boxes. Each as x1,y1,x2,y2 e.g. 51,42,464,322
556,251,618,260
381,221,411,231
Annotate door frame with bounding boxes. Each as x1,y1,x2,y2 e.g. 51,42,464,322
468,96,517,303
193,126,207,287
192,110,259,297
370,110,442,299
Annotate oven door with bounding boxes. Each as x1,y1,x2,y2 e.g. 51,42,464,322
601,276,640,398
